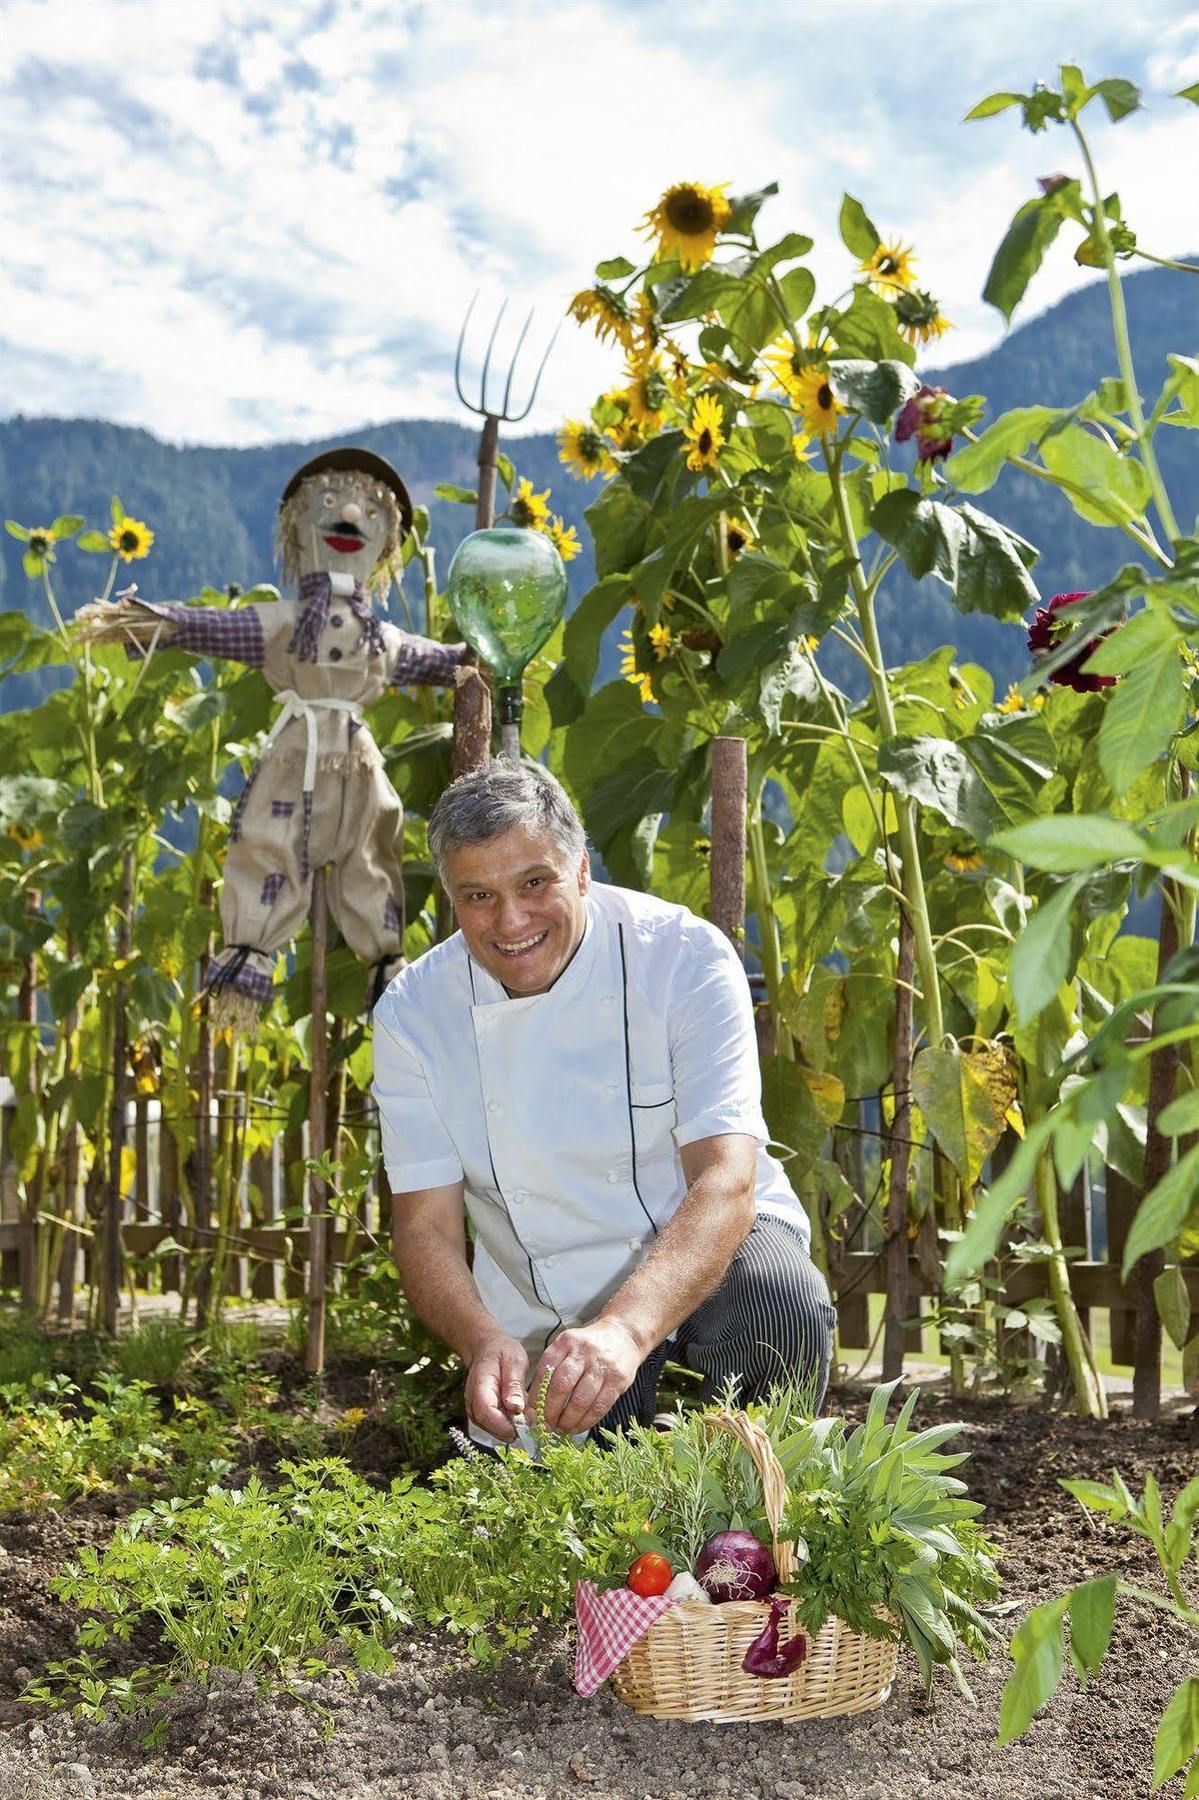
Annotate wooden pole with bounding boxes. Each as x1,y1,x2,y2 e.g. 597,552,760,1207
709,737,747,957
305,865,329,1375
16,888,40,1311
476,413,499,532
192,879,215,1323
102,852,134,1334
1133,860,1184,1418
882,910,916,1382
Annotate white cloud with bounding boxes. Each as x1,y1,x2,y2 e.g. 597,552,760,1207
0,0,1194,447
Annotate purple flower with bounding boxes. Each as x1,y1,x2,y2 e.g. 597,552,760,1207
1026,591,1119,692
895,384,953,463
1038,173,1070,195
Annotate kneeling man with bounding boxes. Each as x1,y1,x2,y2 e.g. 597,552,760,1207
372,761,836,1444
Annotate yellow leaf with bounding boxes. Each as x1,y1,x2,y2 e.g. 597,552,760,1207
799,1065,846,1123
1005,1105,1025,1140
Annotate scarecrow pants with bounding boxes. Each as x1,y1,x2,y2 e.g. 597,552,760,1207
207,750,406,1026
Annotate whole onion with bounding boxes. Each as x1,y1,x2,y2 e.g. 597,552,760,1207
694,1529,777,1603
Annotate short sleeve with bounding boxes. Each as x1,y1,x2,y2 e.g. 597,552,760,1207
371,998,464,1192
668,926,769,1149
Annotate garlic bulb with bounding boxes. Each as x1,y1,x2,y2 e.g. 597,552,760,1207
665,1571,712,1604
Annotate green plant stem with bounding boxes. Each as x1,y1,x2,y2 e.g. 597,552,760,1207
41,571,104,806
1035,1138,1107,1419
1131,250,1199,276
674,653,724,735
826,446,946,1049
1003,451,1171,567
1070,117,1180,546
747,777,793,1060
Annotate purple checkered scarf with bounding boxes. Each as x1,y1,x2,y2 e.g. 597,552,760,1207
290,573,386,663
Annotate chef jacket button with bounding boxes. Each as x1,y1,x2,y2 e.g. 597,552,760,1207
544,1255,558,1270
605,1084,618,1097
330,613,344,627
488,1101,502,1114
606,1170,620,1185
627,1237,641,1251
512,1189,525,1205
329,646,343,661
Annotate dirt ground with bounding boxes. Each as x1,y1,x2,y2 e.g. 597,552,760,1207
1,1385,1193,1800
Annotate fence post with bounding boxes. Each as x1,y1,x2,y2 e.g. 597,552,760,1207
16,888,40,1310
305,866,329,1375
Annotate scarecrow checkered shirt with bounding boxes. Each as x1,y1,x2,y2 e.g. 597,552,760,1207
573,1579,675,1697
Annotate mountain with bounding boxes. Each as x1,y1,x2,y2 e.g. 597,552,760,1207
1,263,1194,714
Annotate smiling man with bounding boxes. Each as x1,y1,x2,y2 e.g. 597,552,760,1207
372,760,836,1444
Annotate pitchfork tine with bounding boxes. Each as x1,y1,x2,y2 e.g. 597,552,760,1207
478,298,508,417
505,317,562,423
453,291,480,412
500,308,535,419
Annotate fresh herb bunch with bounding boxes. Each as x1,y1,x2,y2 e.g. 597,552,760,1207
776,1380,1003,1695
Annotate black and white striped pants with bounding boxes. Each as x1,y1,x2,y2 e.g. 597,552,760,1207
595,1212,838,1436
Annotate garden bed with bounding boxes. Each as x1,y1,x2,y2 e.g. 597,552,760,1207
1,1383,1192,1800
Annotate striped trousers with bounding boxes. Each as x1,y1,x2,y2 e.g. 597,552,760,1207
595,1213,838,1436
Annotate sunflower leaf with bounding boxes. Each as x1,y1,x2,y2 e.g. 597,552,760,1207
110,495,125,525
595,257,635,281
51,515,84,540
829,359,919,425
964,91,1026,121
724,184,779,237
838,195,880,260
77,530,113,554
870,491,1038,620
982,194,1068,323
4,520,29,541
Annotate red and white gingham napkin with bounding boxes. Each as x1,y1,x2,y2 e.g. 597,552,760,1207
574,1579,675,1697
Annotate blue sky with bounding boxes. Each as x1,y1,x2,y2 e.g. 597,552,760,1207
1,0,1195,447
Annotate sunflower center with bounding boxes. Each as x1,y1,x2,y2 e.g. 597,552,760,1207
120,529,138,551
879,255,899,275
667,190,715,234
727,529,745,553
29,533,49,553
817,383,832,410
698,429,712,455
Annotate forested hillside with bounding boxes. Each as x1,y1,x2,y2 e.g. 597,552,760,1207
1,263,1193,712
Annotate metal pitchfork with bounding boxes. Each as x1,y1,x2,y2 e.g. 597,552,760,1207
454,292,560,529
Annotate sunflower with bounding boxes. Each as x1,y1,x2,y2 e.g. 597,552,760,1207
547,516,581,562
109,516,155,561
724,515,757,557
632,291,662,360
996,683,1044,714
511,478,551,531
567,285,635,349
557,419,617,482
859,240,918,297
761,334,825,404
622,357,670,431
944,847,985,873
682,393,725,472
648,621,673,661
893,287,953,348
641,181,731,271
790,366,843,438
791,431,814,464
619,628,655,704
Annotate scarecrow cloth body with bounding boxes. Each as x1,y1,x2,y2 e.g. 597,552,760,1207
101,571,467,1026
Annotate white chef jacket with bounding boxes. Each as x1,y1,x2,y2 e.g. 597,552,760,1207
371,881,809,1361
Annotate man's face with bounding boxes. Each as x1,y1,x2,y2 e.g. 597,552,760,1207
446,825,590,997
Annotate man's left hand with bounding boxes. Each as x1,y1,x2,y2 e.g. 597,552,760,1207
525,1317,644,1435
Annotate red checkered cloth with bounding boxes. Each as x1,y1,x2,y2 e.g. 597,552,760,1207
574,1579,675,1697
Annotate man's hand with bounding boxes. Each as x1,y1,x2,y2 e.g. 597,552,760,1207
526,1318,643,1435
465,1333,529,1442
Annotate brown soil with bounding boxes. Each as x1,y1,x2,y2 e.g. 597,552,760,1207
0,1384,1193,1800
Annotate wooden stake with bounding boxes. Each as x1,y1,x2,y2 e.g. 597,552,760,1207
102,852,134,1334
476,414,499,532
16,887,41,1310
1134,857,1184,1418
192,878,215,1323
709,737,747,958
305,864,329,1375
882,910,915,1382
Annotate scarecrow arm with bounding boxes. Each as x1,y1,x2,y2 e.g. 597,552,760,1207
74,596,280,668
388,627,472,689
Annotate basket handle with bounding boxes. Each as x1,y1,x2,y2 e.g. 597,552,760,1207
701,1409,796,1584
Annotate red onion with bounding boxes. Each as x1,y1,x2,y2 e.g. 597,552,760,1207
694,1530,777,1603
742,1596,808,1678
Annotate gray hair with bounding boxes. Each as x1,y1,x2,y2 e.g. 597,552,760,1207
427,761,586,888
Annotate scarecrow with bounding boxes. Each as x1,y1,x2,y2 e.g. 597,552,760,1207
76,447,469,1028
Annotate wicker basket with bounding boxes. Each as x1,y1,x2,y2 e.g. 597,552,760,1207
610,1410,899,1723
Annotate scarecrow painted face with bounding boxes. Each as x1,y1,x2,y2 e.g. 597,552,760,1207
285,469,399,591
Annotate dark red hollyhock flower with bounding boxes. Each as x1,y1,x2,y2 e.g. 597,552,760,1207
1026,590,1118,692
895,384,953,463
1038,173,1071,194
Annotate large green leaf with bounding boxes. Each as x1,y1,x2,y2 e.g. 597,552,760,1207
1121,1144,1199,1278
585,481,651,578
991,814,1146,872
910,1044,1007,1184
1098,641,1186,794
822,284,916,367
1010,874,1087,1023
582,750,675,890
941,406,1061,494
760,1054,832,1170
1068,1574,1117,1678
870,491,1038,621
983,194,1067,323
629,493,731,613
879,736,997,840
545,576,629,727
1039,425,1152,527
997,1594,1070,1744
1153,1678,1199,1792
561,679,659,803
838,194,880,260
829,359,920,425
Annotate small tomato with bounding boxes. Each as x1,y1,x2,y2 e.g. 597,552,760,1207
627,1552,673,1597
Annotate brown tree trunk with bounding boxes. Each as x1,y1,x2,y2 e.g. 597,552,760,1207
1134,863,1184,1418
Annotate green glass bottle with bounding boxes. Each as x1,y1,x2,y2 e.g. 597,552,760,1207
445,527,568,752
